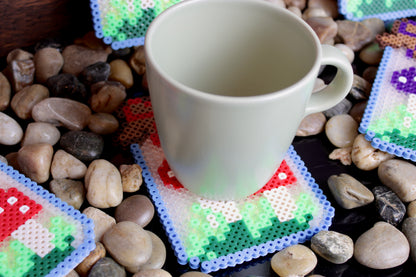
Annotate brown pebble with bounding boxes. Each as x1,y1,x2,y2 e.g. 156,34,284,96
88,113,119,135
7,49,33,63
115,194,154,227
17,143,53,183
49,178,85,210
133,269,172,277
109,59,134,88
34,47,64,83
62,44,110,76
90,81,127,113
130,46,146,75
5,59,35,92
75,241,106,277
0,72,11,111
11,84,49,119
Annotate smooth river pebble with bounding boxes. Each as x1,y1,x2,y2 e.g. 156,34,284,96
325,114,358,148
351,134,394,171
133,269,172,277
402,217,416,263
103,221,153,272
378,159,416,202
22,122,60,146
49,179,85,209
0,111,23,145
85,159,123,208
271,244,317,277
51,149,87,179
34,47,64,83
114,194,154,227
88,257,126,277
354,221,409,269
83,206,116,242
17,143,53,183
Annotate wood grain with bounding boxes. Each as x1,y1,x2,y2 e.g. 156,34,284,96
0,0,92,57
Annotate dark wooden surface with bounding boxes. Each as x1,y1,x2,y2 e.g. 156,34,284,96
0,0,92,57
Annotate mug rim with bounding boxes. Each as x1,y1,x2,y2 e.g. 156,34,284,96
145,0,322,104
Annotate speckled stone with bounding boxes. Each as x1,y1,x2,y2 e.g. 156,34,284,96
271,244,317,277
109,59,134,89
83,206,116,242
88,113,119,135
22,122,60,146
34,47,64,83
328,173,374,209
85,159,123,208
0,72,11,111
32,97,92,131
127,231,166,272
311,230,353,264
114,194,154,227
80,61,111,86
325,114,358,148
354,221,409,269
120,164,143,192
408,201,416,217
372,186,406,226
49,179,85,210
133,269,172,277
0,111,23,145
75,241,106,277
378,159,416,202
46,73,87,102
402,217,416,263
62,44,110,76
103,221,153,270
17,143,53,183
11,84,49,119
296,112,326,137
88,257,126,277
179,272,213,277
60,130,104,162
351,134,394,171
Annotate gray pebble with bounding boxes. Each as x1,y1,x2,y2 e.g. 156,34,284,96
311,230,353,264
271,244,317,277
115,194,154,227
372,186,406,226
402,217,416,263
80,61,111,86
46,73,87,102
88,257,126,277
328,173,374,209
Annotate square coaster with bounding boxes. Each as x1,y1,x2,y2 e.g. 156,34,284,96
128,100,334,273
359,19,416,161
0,163,95,277
89,0,181,49
338,0,416,21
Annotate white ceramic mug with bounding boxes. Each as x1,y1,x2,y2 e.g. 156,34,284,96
145,0,353,200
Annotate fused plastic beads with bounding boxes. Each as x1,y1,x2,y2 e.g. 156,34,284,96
90,0,182,49
128,98,334,273
360,19,416,161
338,0,416,21
0,163,95,277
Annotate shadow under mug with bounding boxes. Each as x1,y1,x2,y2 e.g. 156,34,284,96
145,0,353,200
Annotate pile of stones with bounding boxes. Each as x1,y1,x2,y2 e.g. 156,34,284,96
0,0,415,276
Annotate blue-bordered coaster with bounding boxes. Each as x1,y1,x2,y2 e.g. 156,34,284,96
338,0,416,21
359,19,416,161
0,163,95,277
129,108,334,273
89,0,182,49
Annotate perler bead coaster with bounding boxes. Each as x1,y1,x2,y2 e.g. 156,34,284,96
338,0,416,21
128,99,334,273
0,163,95,277
89,0,182,49
359,19,416,161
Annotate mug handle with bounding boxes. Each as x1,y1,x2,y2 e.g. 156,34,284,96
304,44,354,116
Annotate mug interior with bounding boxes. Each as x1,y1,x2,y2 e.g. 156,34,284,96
147,0,320,97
